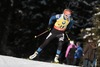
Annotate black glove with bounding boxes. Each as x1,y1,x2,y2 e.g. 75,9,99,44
47,25,51,31
65,32,68,34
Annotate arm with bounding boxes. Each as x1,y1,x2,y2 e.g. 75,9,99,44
48,14,61,25
65,45,71,57
67,18,75,29
91,44,97,50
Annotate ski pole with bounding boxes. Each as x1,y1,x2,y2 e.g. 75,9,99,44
65,33,70,41
34,29,51,38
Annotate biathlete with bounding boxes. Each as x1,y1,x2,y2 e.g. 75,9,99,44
29,9,75,63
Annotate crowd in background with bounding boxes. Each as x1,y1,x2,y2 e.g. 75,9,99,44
63,38,98,67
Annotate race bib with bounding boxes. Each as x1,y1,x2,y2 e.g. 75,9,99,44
54,18,69,30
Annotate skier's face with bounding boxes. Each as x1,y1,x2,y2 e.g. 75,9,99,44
63,9,71,19
64,14,71,19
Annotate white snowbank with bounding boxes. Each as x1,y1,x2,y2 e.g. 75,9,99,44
0,55,79,67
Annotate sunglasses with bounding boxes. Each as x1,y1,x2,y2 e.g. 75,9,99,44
65,14,71,17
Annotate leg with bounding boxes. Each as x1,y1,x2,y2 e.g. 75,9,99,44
73,58,77,65
75,58,80,66
56,41,63,55
54,41,63,63
65,58,70,64
83,59,88,67
67,57,72,65
92,57,96,67
29,32,55,59
54,33,64,63
87,60,91,67
37,32,55,52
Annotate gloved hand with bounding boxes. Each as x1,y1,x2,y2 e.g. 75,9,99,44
47,25,51,31
65,32,68,34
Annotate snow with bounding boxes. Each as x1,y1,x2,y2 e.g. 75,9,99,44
0,55,79,67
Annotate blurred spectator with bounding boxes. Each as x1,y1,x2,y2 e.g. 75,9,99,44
83,39,97,67
73,41,83,66
65,40,77,65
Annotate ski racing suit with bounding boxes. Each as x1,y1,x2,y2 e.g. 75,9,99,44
37,14,74,57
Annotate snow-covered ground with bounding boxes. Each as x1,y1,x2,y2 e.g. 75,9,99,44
0,55,79,67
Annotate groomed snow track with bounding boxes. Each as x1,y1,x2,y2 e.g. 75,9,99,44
0,55,79,67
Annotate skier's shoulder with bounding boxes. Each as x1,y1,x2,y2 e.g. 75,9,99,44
55,14,62,19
